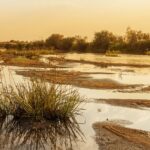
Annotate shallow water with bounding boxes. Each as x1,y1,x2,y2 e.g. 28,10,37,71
42,54,150,86
1,54,150,149
62,62,150,85
64,53,150,65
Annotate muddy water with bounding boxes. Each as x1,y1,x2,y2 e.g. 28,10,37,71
1,54,150,150
61,62,150,85
42,54,150,85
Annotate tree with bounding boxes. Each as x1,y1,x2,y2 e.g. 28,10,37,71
61,37,75,51
73,36,88,52
125,27,150,53
45,34,64,50
92,30,116,53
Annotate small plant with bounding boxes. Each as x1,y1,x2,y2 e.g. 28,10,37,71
105,50,120,57
0,86,15,117
145,50,150,55
0,79,84,120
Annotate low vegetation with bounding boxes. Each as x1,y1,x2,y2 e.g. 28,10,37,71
0,79,84,120
2,56,54,68
0,49,58,68
105,50,120,57
0,49,53,59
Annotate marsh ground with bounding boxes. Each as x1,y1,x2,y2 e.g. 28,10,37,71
0,52,150,149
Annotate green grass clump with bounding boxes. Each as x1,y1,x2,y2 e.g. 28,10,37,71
1,79,83,120
105,50,120,57
0,86,15,117
145,50,150,55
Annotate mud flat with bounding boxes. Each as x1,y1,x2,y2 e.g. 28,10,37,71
95,99,150,109
93,121,150,150
16,70,141,90
1,66,150,149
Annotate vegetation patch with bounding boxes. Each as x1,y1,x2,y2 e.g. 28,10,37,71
2,56,57,68
105,50,120,57
0,79,84,120
0,49,53,59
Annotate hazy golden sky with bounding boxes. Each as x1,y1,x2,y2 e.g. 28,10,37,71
0,0,150,41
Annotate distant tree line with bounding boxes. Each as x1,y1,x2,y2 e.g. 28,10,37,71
1,27,150,54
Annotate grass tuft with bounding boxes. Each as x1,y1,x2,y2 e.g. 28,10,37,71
105,50,120,57
0,79,84,120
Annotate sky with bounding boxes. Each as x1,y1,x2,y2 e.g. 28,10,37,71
0,0,150,41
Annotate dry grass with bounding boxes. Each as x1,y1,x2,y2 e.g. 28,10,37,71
2,56,56,68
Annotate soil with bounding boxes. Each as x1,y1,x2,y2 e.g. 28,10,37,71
16,70,142,90
93,121,150,150
95,99,150,109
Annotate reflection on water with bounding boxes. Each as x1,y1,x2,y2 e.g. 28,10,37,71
0,117,84,150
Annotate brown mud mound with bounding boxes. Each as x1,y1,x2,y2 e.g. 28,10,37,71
106,119,133,126
95,99,150,109
93,122,150,150
141,86,150,92
16,70,141,90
